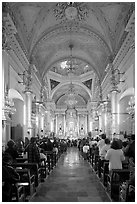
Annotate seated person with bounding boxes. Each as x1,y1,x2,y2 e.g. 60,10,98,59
2,153,20,202
5,140,19,162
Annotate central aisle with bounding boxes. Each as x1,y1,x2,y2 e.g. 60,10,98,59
31,147,111,202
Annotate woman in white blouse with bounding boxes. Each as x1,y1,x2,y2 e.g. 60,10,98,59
105,140,125,171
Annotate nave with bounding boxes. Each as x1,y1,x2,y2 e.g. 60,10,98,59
30,147,111,202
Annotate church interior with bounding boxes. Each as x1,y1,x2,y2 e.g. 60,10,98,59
2,2,135,202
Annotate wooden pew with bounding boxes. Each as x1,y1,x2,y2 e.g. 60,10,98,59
16,168,35,199
12,183,25,202
119,181,135,202
100,161,109,187
16,158,28,163
12,163,41,188
45,152,52,173
40,158,49,181
93,155,100,172
107,169,130,201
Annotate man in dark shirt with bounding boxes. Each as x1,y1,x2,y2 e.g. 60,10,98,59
26,137,40,164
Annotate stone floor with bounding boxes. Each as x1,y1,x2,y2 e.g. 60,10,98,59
30,147,111,202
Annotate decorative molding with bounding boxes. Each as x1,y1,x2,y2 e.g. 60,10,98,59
53,2,89,22
113,10,134,70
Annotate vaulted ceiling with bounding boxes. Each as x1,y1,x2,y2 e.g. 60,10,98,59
4,2,134,107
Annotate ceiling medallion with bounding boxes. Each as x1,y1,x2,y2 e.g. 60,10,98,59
65,6,77,20
53,2,89,22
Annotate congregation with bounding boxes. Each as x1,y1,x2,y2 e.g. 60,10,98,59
2,131,135,202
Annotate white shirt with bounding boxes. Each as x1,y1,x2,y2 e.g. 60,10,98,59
97,139,105,152
105,149,125,171
83,145,89,153
100,144,110,158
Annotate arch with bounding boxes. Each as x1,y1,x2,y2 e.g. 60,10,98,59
119,87,135,101
8,89,24,102
51,81,92,100
42,55,100,80
31,24,111,57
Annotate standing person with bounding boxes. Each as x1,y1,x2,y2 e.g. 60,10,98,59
83,143,89,160
105,140,125,172
100,138,111,160
98,138,110,177
40,130,44,140
97,134,106,154
26,137,40,165
5,140,19,162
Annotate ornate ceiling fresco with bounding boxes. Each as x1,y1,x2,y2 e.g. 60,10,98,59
3,2,134,107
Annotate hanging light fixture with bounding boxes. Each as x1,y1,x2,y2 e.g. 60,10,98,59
67,43,75,73
65,83,77,107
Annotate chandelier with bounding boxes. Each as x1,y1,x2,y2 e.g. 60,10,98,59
126,96,135,118
65,83,77,107
60,43,77,73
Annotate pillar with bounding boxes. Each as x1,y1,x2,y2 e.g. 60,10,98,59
85,115,87,134
87,114,89,133
24,91,32,139
64,114,66,135
2,50,12,147
55,114,58,134
99,114,102,131
111,90,118,136
77,114,79,136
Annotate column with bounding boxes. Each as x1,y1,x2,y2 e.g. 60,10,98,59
85,114,87,134
64,114,66,135
111,90,118,136
99,114,102,131
2,51,12,146
24,91,32,139
55,114,58,134
87,114,89,133
77,114,79,136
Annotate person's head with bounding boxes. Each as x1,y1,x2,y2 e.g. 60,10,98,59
101,134,106,140
105,138,110,145
27,131,30,135
30,137,36,144
111,140,120,150
122,141,128,148
2,153,13,165
7,140,16,148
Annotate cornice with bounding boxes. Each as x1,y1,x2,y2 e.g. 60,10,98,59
113,11,134,70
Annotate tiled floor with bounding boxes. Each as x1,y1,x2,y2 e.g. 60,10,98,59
30,147,111,202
